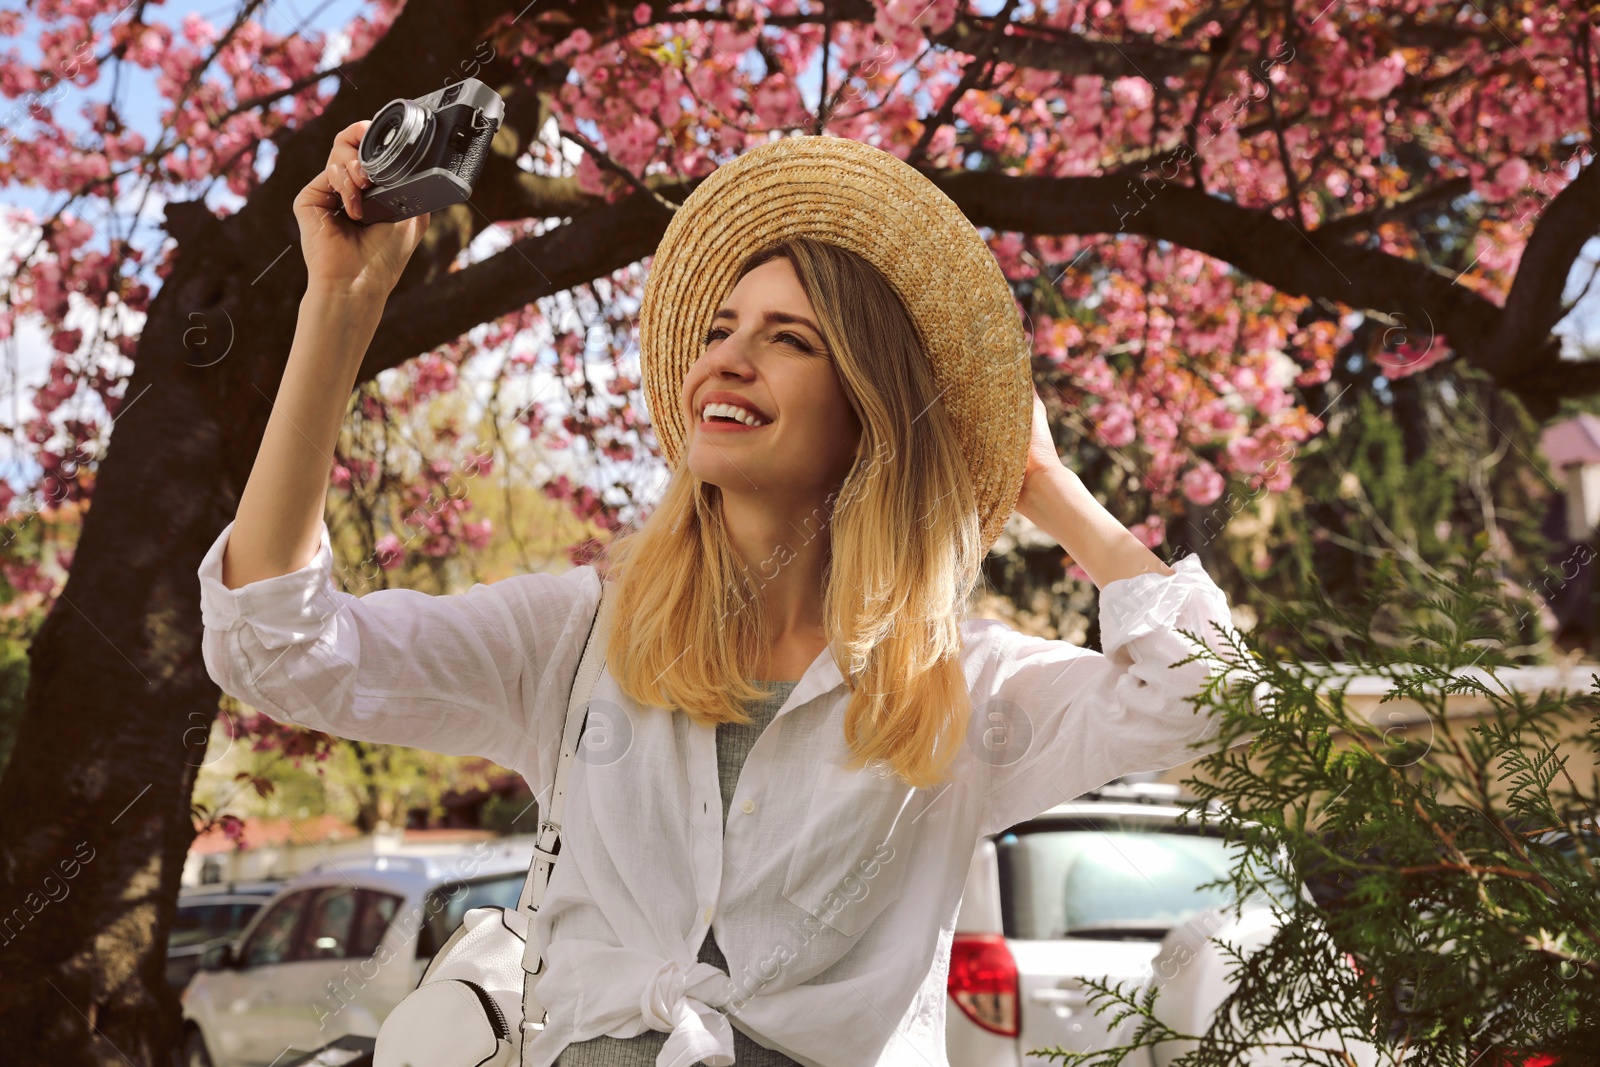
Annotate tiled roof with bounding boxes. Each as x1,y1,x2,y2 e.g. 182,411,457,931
1540,412,1600,468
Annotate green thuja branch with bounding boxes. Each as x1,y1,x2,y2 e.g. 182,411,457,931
1035,533,1600,1067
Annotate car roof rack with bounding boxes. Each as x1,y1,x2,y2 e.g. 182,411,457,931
1077,777,1186,804
307,854,437,877
303,838,538,879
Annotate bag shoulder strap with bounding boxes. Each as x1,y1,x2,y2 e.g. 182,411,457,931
515,572,613,924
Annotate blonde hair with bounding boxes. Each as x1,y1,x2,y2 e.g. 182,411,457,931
597,237,984,788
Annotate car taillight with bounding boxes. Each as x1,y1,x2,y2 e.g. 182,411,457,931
948,933,1018,1037
1482,1049,1561,1067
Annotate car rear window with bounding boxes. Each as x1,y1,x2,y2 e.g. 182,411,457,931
417,873,526,958
169,901,261,950
996,825,1237,940
351,891,403,957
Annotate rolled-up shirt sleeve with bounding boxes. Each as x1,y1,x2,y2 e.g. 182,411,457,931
964,553,1243,837
197,517,601,790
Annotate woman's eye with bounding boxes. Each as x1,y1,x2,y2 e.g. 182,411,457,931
702,326,812,352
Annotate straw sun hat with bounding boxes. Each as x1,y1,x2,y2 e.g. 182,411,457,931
638,134,1035,556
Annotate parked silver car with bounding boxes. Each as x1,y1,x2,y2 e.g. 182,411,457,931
181,839,537,1067
946,781,1252,1066
167,882,283,992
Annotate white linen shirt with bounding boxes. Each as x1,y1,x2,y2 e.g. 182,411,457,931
197,517,1241,1067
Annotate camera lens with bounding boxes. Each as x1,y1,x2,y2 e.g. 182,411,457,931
358,99,433,185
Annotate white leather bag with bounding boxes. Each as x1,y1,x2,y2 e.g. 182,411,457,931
373,578,614,1067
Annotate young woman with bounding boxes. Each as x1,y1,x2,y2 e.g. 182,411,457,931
198,127,1240,1067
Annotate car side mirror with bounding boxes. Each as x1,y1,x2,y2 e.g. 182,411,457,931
199,941,237,971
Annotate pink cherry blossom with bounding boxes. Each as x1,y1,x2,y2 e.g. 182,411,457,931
0,0,1586,627
1182,462,1226,506
374,534,405,571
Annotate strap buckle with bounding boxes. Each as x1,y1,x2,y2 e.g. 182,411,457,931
532,818,563,864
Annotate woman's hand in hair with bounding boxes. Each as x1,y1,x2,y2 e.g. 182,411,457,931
1014,384,1174,586
293,120,432,301
1015,385,1064,530
1018,385,1065,491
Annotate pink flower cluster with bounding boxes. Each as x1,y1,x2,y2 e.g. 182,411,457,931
1024,236,1342,532
0,0,1591,591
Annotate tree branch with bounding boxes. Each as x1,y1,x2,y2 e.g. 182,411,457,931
1104,109,1307,177
670,1,1208,84
907,0,1018,168
233,0,530,232
358,188,683,383
1486,155,1600,381
556,126,685,210
1315,177,1474,242
471,164,599,223
929,13,1208,83
932,168,1600,416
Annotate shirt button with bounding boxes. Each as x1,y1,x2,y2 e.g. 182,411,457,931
703,907,714,924
740,799,755,814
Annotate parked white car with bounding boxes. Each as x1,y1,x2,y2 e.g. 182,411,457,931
946,781,1270,1066
184,789,1274,1067
181,838,537,1067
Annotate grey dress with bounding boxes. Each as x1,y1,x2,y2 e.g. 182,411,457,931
555,680,806,1067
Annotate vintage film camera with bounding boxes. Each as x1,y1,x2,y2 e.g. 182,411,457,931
343,78,505,226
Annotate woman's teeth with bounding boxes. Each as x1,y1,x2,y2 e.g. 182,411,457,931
702,402,770,427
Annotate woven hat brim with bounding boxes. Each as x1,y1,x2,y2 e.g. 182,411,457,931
638,135,1033,556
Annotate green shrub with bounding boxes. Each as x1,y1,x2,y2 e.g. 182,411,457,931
1044,533,1600,1067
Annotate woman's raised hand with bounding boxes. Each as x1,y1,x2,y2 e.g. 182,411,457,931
293,120,432,300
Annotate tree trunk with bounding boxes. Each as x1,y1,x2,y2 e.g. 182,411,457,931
0,2,538,1058
349,741,383,834
0,193,303,1061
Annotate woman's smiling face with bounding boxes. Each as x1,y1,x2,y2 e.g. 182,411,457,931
681,256,863,502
